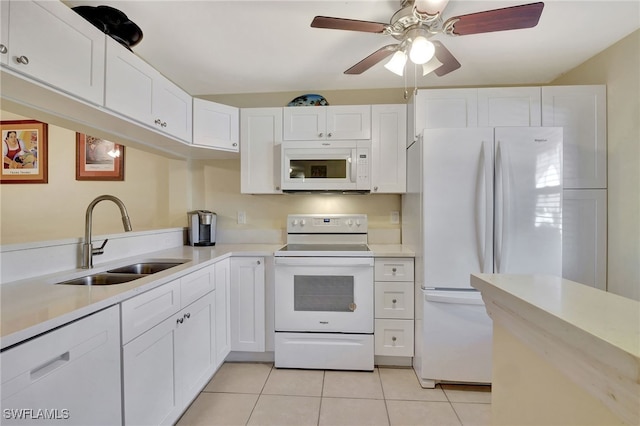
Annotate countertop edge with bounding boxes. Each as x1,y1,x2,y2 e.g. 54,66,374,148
471,273,640,425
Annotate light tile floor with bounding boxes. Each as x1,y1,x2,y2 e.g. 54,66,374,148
177,362,491,426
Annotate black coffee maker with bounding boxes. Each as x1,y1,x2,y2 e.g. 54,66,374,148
187,210,216,246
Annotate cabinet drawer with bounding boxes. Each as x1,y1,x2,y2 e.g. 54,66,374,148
181,265,214,308
374,319,414,357
375,282,414,319
374,258,414,281
121,280,181,344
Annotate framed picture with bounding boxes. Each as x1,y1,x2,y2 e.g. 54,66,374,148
1,120,48,184
76,133,125,181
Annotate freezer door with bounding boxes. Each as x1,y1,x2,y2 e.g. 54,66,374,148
423,128,494,288
494,127,563,275
419,289,492,386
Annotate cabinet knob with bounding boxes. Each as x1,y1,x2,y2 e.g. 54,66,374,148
184,313,191,319
176,317,184,324
16,55,29,65
275,186,280,191
257,260,261,265
391,336,397,343
392,299,397,304
154,118,162,125
327,133,332,138
373,186,379,192
318,133,324,138
0,45,7,54
392,267,397,273
232,142,238,147
161,121,167,128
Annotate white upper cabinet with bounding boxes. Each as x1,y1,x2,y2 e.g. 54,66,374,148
193,98,239,151
542,85,607,189
1,0,106,105
371,104,407,193
240,108,283,194
283,105,371,140
478,87,541,127
410,89,478,143
105,37,192,142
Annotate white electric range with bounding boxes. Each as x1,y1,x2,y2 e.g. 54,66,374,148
274,214,374,371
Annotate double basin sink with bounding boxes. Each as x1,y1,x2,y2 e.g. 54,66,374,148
57,261,187,286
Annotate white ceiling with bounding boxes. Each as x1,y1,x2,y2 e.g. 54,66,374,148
64,0,640,96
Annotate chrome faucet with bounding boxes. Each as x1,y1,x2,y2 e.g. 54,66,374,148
82,195,132,268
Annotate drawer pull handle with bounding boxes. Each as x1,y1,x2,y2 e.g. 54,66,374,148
30,352,70,381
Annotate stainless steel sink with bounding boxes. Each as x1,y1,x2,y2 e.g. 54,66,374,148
107,262,185,275
57,273,144,286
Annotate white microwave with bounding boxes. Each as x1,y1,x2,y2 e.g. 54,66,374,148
280,140,371,192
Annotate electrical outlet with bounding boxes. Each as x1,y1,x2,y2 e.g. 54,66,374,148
237,211,246,224
390,211,400,224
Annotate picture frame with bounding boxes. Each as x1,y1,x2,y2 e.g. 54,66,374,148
1,120,48,184
76,133,125,181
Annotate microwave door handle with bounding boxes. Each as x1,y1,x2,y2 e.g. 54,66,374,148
350,149,357,183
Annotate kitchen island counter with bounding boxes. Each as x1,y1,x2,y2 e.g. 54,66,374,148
471,273,640,425
0,244,280,350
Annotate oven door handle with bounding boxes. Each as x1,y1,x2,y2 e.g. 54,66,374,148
274,257,374,267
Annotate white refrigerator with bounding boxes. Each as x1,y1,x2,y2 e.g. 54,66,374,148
403,127,563,388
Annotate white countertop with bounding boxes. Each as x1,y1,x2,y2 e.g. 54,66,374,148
471,273,640,425
0,243,413,350
0,244,280,350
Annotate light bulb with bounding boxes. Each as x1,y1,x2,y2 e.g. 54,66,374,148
422,56,443,76
384,50,408,76
409,36,435,65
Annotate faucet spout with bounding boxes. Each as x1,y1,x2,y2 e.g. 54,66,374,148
82,195,132,269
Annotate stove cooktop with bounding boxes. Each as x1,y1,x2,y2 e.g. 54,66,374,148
275,243,372,257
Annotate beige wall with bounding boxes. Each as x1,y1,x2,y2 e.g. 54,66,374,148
552,30,640,301
0,111,190,245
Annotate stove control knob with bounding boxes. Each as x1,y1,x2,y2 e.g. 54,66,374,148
291,219,298,226
300,219,306,226
356,220,361,227
346,219,353,226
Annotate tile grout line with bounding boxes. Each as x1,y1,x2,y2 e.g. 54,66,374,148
244,363,275,426
316,370,326,426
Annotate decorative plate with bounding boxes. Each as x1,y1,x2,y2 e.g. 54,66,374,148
287,94,329,106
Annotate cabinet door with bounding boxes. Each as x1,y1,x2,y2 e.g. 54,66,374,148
193,98,239,151
562,189,607,290
478,87,541,127
240,108,283,194
105,37,155,126
176,292,216,408
283,106,326,140
371,104,407,193
542,85,607,189
154,77,193,142
123,315,180,426
326,105,371,139
214,259,232,367
1,306,121,426
5,0,106,105
413,89,478,140
230,257,265,352
1,2,9,66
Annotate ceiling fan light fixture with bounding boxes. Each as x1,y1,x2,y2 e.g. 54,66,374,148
384,50,408,76
414,0,450,18
422,55,443,76
409,35,435,65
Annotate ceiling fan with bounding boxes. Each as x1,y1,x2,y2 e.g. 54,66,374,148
311,0,545,77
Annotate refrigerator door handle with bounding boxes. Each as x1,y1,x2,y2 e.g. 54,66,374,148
474,144,487,271
495,142,504,273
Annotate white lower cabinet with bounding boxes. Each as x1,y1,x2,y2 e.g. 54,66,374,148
214,258,231,367
230,257,265,352
0,306,121,425
374,258,414,358
121,265,220,426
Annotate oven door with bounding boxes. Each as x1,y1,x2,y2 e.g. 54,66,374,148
274,257,374,333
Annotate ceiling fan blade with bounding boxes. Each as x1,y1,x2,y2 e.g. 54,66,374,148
344,44,398,74
445,2,544,36
311,16,387,33
431,41,461,77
